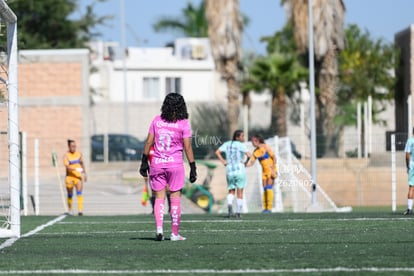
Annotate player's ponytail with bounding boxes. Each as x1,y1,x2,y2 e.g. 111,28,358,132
232,130,244,141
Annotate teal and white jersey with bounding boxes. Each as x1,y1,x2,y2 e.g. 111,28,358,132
405,137,414,185
405,137,414,169
218,140,247,176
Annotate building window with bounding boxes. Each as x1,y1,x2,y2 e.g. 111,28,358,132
166,77,181,94
191,44,206,60
143,77,160,99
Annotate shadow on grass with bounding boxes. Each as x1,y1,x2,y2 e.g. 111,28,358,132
129,237,174,241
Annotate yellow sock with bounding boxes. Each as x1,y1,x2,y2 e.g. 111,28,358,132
67,196,73,210
266,189,274,210
77,193,84,212
262,192,267,210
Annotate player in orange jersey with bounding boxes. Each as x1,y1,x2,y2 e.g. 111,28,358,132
246,134,277,213
64,139,87,216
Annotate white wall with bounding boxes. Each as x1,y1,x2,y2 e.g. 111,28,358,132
104,69,219,102
89,39,228,103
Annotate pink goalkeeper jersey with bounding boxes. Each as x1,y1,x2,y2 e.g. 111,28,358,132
149,115,192,168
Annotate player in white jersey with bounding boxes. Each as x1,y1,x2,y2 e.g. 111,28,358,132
215,130,250,218
404,128,414,215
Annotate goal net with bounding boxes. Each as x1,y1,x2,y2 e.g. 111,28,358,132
0,0,19,238
263,136,350,212
221,136,351,213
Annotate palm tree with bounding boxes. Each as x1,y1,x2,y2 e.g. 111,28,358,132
286,0,346,156
336,24,397,156
242,53,308,136
152,1,208,37
239,51,256,126
205,0,243,138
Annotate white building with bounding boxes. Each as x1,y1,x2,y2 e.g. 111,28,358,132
88,37,396,157
89,38,226,103
88,38,271,140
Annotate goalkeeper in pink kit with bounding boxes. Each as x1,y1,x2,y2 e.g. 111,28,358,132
139,93,197,241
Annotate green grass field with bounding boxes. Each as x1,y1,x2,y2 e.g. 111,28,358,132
1,211,414,275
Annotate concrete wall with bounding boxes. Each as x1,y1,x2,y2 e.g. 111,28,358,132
204,157,409,209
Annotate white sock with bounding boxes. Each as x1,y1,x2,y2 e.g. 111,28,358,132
408,199,413,210
227,193,234,206
237,198,243,213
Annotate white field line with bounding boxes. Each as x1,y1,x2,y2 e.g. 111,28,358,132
1,267,414,274
57,217,414,225
24,229,292,236
33,227,368,236
57,220,246,225
0,214,66,250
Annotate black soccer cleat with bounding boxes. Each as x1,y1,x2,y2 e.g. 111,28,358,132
228,205,233,218
403,209,412,215
155,233,164,241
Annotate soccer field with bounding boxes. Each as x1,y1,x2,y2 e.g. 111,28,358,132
1,211,414,275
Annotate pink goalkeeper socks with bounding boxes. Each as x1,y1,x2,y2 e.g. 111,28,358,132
170,197,181,236
154,198,165,230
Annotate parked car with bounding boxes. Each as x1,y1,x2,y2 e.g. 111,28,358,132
91,134,145,162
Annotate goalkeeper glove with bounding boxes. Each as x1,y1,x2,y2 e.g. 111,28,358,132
189,162,197,183
139,154,149,177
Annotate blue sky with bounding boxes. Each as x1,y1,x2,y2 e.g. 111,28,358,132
78,0,414,54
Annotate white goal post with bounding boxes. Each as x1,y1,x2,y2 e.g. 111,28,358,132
0,0,19,238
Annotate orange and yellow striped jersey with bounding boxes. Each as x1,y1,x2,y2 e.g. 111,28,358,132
64,151,83,179
251,145,276,171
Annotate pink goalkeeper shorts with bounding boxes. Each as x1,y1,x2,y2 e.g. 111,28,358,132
149,165,185,192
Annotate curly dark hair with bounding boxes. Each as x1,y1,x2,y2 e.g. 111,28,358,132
161,93,189,122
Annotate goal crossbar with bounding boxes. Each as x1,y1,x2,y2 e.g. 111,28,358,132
0,1,16,24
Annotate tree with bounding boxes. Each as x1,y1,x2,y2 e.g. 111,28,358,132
242,24,308,137
153,1,208,37
153,0,249,39
239,50,257,127
286,0,346,156
7,0,111,49
336,24,397,155
338,25,395,104
242,52,308,137
153,0,248,138
205,0,244,139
